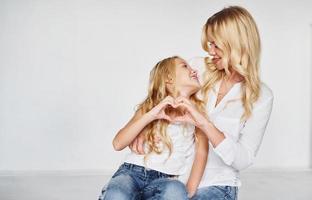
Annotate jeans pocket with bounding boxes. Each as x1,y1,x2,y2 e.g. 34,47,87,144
214,186,237,200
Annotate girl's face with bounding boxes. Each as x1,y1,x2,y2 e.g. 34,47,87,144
207,38,224,70
173,58,200,95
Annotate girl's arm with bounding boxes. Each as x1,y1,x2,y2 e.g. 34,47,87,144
113,96,175,151
113,110,153,151
186,128,209,198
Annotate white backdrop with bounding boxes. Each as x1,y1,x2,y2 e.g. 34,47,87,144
0,0,311,173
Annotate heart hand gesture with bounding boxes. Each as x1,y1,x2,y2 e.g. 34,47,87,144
172,96,207,128
147,96,175,122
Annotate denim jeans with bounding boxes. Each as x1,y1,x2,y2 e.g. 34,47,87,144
191,185,238,200
98,162,188,200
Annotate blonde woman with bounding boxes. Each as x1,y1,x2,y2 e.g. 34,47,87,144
131,6,273,199
98,56,208,200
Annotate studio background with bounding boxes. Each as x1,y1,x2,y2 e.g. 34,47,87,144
1,0,312,175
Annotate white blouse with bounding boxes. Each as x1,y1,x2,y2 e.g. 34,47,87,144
189,57,274,187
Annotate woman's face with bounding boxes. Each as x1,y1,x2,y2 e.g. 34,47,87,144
173,58,200,95
207,38,224,70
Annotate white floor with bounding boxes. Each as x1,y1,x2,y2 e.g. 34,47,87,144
0,170,312,200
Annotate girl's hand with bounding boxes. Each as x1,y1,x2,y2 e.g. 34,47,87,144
173,96,208,129
147,96,175,122
186,183,197,198
129,131,146,154
128,96,174,154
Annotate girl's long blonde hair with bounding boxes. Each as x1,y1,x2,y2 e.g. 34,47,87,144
201,6,261,120
136,56,205,161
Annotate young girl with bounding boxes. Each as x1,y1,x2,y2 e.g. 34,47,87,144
98,56,209,200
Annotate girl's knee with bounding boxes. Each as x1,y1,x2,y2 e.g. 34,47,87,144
99,174,138,200
162,180,187,199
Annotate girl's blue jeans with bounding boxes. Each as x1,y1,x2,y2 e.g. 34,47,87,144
98,162,188,200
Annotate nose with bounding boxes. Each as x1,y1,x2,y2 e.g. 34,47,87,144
189,67,198,76
207,45,216,56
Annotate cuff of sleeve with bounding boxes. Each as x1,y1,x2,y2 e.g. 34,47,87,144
213,137,236,166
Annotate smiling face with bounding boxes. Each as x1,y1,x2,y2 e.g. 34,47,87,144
206,39,225,70
173,58,201,96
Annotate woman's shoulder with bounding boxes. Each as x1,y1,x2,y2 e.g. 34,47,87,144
260,82,273,100
255,82,274,109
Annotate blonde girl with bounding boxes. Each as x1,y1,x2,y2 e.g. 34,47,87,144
98,56,208,200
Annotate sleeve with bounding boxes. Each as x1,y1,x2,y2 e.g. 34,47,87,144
213,93,274,171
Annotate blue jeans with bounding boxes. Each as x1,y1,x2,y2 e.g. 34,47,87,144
191,185,238,200
98,162,188,200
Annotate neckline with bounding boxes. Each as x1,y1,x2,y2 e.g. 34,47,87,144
211,80,241,111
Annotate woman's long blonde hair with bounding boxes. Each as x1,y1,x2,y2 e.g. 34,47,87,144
201,6,261,120
136,56,205,161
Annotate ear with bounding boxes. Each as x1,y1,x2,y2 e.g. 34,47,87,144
165,74,174,84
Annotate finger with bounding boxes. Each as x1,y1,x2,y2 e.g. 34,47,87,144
172,98,184,108
132,138,139,154
165,95,174,101
160,99,174,109
163,96,174,104
164,100,175,107
175,102,190,111
175,97,185,105
178,102,197,116
129,140,134,150
166,97,175,105
176,95,187,100
137,136,145,155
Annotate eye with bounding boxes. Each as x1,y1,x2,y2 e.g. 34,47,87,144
181,64,187,68
208,41,219,49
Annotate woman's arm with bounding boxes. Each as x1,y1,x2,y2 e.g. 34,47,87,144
175,92,274,171
201,96,274,170
186,128,209,198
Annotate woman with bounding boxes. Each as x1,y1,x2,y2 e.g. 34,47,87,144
130,6,273,199
98,56,208,200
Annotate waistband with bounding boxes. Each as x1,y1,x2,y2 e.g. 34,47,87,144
122,162,177,178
